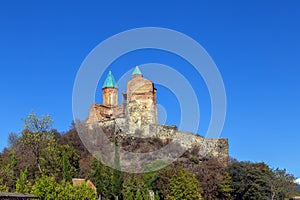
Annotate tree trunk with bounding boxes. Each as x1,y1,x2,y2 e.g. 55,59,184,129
36,156,42,174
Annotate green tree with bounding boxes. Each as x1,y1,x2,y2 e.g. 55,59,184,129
59,122,91,178
122,173,150,200
62,151,72,182
31,175,97,200
16,168,31,193
87,158,113,199
218,172,233,200
144,160,168,190
0,151,18,191
73,182,97,200
229,161,295,200
166,167,203,200
154,191,160,200
43,144,79,181
156,165,203,200
135,189,143,200
16,113,79,181
112,138,123,200
19,112,55,174
56,180,97,200
0,178,9,192
31,176,57,199
230,161,272,200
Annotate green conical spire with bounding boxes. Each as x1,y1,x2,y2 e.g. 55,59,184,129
132,66,142,75
102,71,118,89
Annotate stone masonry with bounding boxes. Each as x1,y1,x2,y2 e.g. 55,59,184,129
86,66,228,164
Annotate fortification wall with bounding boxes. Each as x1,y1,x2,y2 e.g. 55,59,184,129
95,121,228,164
149,124,228,163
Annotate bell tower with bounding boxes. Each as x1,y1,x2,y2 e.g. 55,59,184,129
125,66,157,130
102,71,118,107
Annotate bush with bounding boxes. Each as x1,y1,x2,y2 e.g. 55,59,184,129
31,176,97,200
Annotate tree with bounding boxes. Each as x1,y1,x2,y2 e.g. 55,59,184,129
218,172,233,200
41,144,79,181
230,161,272,200
59,122,91,178
56,180,97,200
87,158,113,199
166,167,203,200
0,178,9,192
135,189,143,200
191,159,232,200
62,151,72,182
122,173,150,200
16,168,31,193
8,132,19,149
229,161,295,200
270,168,295,200
143,160,168,190
72,181,98,200
89,120,125,199
19,112,55,174
155,165,203,200
0,151,18,191
31,176,57,199
112,138,123,200
1,116,81,189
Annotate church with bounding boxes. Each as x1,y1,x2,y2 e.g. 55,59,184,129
86,66,228,164
87,66,157,132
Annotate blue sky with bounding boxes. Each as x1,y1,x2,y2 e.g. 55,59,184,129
0,1,299,177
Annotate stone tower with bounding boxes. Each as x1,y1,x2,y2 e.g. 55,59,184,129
102,71,118,107
123,66,157,133
86,71,123,124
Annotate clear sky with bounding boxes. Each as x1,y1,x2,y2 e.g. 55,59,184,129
0,1,299,177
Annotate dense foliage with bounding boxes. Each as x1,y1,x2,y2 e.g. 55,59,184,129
230,161,296,200
155,165,203,200
0,112,297,200
31,176,97,200
122,174,150,200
